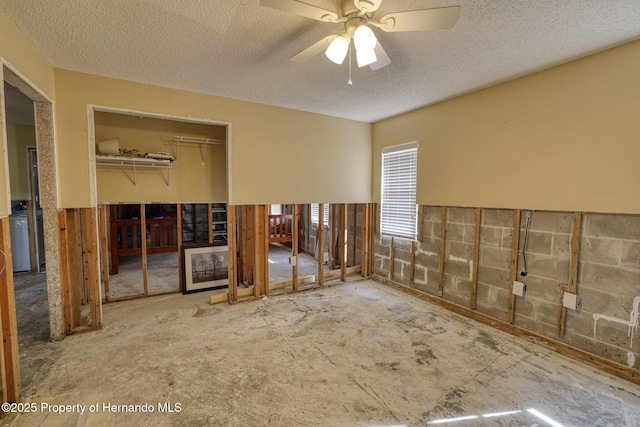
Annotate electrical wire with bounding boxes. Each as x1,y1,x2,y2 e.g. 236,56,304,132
521,211,532,276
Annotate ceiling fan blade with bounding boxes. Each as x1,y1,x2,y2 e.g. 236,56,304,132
369,41,391,70
354,0,384,14
379,6,461,32
260,0,338,22
290,35,337,62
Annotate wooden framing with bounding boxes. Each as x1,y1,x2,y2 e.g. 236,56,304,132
389,237,395,281
227,205,238,303
340,204,347,281
177,203,183,291
409,240,416,286
99,205,110,301
253,205,268,297
438,207,448,297
417,205,425,241
65,209,82,329
508,209,521,324
0,217,20,402
83,208,102,329
331,204,338,269
470,208,482,310
58,210,73,335
318,204,325,286
361,203,370,277
140,204,148,296
558,212,582,336
292,204,300,291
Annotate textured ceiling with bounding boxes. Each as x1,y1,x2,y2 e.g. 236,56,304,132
1,0,640,123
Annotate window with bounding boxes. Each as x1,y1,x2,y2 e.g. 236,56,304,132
311,203,329,226
381,142,418,239
270,204,282,215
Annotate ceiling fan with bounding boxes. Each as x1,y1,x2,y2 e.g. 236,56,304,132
260,0,461,71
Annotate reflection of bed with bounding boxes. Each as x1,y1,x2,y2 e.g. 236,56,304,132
110,218,178,274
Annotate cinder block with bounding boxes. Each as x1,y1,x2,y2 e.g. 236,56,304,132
476,301,510,322
448,207,476,224
580,236,620,266
518,275,561,304
562,332,637,367
415,250,439,270
444,258,471,279
551,233,570,259
620,241,640,269
447,223,465,242
520,230,553,255
513,314,557,339
577,286,637,320
580,262,640,297
448,241,473,260
477,265,511,288
584,213,640,241
374,240,391,258
427,269,440,288
394,247,412,263
424,206,442,222
528,211,574,234
480,246,511,270
522,253,570,282
413,266,427,284
463,224,476,244
480,226,503,247
482,209,514,228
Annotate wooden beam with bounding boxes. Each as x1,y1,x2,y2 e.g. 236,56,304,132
361,203,370,278
331,204,338,269
470,208,482,310
67,209,82,328
352,204,357,265
340,204,347,282
389,236,395,281
244,206,255,286
99,205,110,301
83,208,102,329
318,204,325,286
177,203,183,292
438,207,448,297
417,205,425,241
58,210,72,335
140,204,148,296
409,240,416,286
369,203,375,277
558,212,582,336
508,209,522,324
264,205,270,295
227,205,238,303
207,203,213,244
0,217,20,402
253,205,268,297
292,204,300,291
109,205,118,274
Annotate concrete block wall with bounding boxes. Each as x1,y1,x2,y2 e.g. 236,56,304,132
373,206,640,372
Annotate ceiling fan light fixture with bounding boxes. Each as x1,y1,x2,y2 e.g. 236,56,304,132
353,24,377,51
356,47,377,67
325,33,350,64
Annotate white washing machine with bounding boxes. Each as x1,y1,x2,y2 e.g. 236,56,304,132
9,214,30,272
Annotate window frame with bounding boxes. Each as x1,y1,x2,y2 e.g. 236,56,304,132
311,203,329,226
380,142,419,240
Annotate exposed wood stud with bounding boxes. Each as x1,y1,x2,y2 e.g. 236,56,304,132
470,208,482,310
438,207,448,297
0,217,20,402
361,204,370,278
508,209,522,325
140,204,148,296
177,203,183,292
99,205,110,301
389,236,395,281
58,210,72,334
207,203,213,244
340,204,347,282
264,205,270,295
558,212,582,336
409,240,416,286
254,205,267,297
352,204,357,264
417,205,425,241
331,204,338,269
292,204,300,291
84,208,102,329
67,209,81,328
227,205,238,303
318,204,325,286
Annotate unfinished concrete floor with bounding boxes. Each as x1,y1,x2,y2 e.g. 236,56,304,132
11,279,640,426
268,243,317,283
107,252,180,299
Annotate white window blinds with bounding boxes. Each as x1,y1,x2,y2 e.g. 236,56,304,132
311,203,329,225
381,142,418,239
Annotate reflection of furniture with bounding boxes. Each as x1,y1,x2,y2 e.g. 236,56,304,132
211,204,228,243
110,217,178,274
269,214,293,243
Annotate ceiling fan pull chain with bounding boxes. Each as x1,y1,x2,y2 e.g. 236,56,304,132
348,42,353,86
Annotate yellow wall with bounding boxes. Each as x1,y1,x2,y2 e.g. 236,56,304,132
0,9,55,216
95,112,226,203
6,123,35,201
54,69,372,208
373,39,640,214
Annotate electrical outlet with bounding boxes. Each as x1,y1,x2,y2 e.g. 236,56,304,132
289,256,297,266
563,292,579,310
323,252,329,263
512,281,526,297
